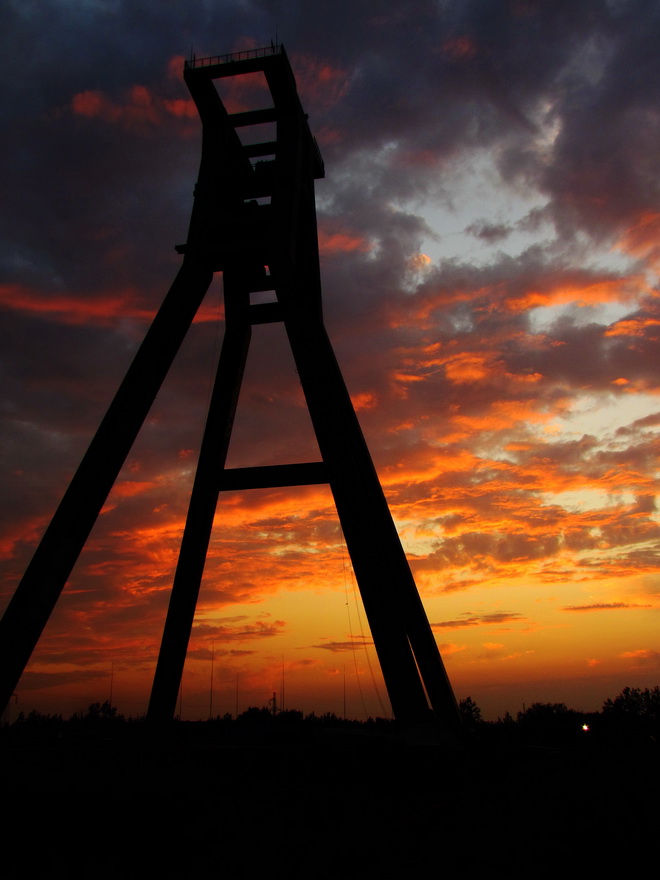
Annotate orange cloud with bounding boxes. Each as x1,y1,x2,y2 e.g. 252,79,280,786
380,448,479,487
605,317,660,337
443,352,499,383
506,371,543,384
109,481,159,499
318,229,372,254
408,253,433,272
621,649,660,662
505,277,644,313
350,391,378,411
451,398,552,433
618,212,660,265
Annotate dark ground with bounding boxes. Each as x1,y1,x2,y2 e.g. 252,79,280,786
1,722,656,878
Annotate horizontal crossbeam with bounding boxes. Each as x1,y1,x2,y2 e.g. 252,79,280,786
250,302,281,324
230,108,278,127
243,141,278,158
218,462,328,491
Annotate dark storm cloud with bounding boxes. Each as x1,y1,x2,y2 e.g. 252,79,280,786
431,611,525,629
287,0,660,251
3,0,657,308
19,668,107,692
617,412,660,435
465,222,512,243
563,602,650,612
192,619,286,641
310,637,373,653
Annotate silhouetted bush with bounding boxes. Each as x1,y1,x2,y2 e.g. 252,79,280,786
14,709,64,727
601,686,660,744
459,696,483,729
602,686,660,720
516,702,587,746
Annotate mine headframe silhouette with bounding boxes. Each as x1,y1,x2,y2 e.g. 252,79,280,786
0,45,460,734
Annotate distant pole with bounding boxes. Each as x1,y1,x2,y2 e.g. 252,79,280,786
343,665,347,719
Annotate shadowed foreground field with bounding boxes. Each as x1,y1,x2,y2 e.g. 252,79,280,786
2,719,657,878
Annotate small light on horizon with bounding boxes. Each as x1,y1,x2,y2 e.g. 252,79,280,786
582,724,590,732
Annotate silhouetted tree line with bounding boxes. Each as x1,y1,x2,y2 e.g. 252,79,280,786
459,686,660,748
3,686,660,747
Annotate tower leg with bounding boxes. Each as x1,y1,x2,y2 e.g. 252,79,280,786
0,261,213,715
148,276,251,721
286,315,459,729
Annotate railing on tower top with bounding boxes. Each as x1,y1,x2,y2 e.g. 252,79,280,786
185,44,284,70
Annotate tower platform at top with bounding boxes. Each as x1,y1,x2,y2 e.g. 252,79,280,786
184,44,324,179
175,44,324,275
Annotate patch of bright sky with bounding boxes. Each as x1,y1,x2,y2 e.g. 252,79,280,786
538,390,659,513
541,487,636,512
415,151,545,265
528,300,635,334
411,149,635,279
543,391,660,440
395,519,438,558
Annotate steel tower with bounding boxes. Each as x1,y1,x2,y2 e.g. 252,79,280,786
0,46,460,734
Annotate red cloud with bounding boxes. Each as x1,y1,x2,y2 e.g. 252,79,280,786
0,283,154,326
441,36,478,61
72,85,161,129
71,58,198,130
292,54,351,110
163,98,197,119
0,284,224,327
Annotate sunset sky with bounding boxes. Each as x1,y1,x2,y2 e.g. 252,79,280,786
1,0,659,722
